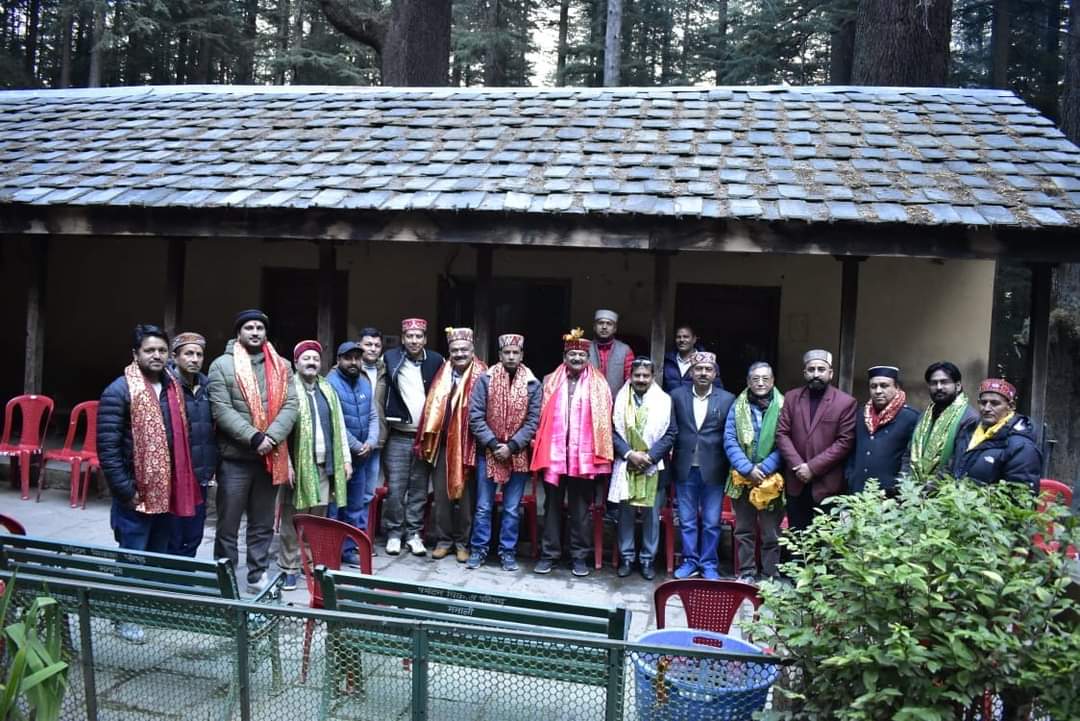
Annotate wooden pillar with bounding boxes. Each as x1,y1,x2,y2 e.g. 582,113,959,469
836,257,863,395
649,252,672,364
23,238,47,395
474,246,493,363
1024,263,1052,440
317,240,336,371
163,238,187,338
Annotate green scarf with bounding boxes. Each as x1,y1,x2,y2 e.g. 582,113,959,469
292,374,348,511
909,392,969,483
726,387,783,500
625,391,659,508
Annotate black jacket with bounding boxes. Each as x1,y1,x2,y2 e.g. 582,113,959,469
384,347,444,427
950,414,1041,492
846,405,919,492
97,372,177,504
173,369,217,487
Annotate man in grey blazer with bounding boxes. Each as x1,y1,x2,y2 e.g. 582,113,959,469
669,351,736,580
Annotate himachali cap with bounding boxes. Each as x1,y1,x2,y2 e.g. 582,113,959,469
563,327,591,352
498,334,525,349
689,351,717,368
171,332,206,353
803,349,833,367
445,327,474,344
234,309,269,333
293,340,322,363
594,309,619,323
867,365,900,381
401,318,428,333
979,378,1018,403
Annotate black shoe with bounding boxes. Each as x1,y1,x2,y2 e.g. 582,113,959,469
640,562,656,581
616,561,633,578
571,559,589,577
534,558,554,575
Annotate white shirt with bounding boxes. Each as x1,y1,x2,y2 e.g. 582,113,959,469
394,360,425,433
363,363,378,391
150,382,162,398
306,385,327,465
676,354,693,378
692,386,712,431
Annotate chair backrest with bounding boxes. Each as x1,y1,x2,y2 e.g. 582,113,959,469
1039,479,1074,511
62,401,100,456
294,514,372,607
654,579,763,634
0,515,26,535
0,395,55,449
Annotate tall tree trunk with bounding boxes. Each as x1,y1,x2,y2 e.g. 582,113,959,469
24,0,40,79
276,0,290,85
87,0,105,87
485,0,505,85
851,0,953,86
237,0,258,82
990,0,1010,88
714,0,727,84
603,0,621,85
556,0,569,85
830,17,856,84
293,0,304,83
59,0,74,88
1040,0,1062,115
1062,0,1080,142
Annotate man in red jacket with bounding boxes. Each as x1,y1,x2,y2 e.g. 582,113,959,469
775,349,857,531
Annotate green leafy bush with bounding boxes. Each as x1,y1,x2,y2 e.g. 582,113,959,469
754,477,1080,721
0,577,70,721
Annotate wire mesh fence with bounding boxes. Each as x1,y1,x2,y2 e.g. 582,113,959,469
3,577,786,721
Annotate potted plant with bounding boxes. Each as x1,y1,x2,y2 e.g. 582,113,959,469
0,577,70,721
754,477,1080,721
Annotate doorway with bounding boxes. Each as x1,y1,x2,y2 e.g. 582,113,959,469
261,267,348,358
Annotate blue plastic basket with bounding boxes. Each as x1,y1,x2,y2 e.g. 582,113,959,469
632,630,780,721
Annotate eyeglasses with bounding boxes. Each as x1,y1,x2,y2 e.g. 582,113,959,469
631,358,654,367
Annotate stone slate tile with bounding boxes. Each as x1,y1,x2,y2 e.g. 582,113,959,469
1027,206,1068,225
976,205,1019,224
871,203,909,222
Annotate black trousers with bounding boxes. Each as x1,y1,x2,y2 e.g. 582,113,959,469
784,482,817,532
541,475,594,562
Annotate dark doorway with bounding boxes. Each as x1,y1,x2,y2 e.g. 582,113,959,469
674,283,781,391
438,277,572,375
262,268,348,359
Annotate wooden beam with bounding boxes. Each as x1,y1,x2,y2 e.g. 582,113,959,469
317,240,336,372
473,246,493,364
162,237,187,338
1024,263,1052,442
837,257,863,395
23,238,47,395
649,252,671,364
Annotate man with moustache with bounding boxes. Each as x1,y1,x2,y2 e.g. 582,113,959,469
532,328,614,577
589,309,635,397
950,378,1041,491
277,341,351,590
907,361,980,483
846,366,919,496
775,349,857,532
610,358,675,581
358,328,389,459
326,339,381,563
669,352,736,580
415,327,487,562
467,333,542,572
208,309,298,593
723,361,785,582
167,332,218,557
382,318,444,556
662,325,724,392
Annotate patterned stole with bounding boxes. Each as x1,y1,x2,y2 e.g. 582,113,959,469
233,341,291,485
484,363,535,483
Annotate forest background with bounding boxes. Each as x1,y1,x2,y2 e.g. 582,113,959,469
2,0,1080,485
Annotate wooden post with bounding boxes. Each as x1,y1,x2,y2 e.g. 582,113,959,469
837,257,863,395
163,238,187,338
474,246,493,364
649,252,671,365
317,240,336,372
23,238,47,395
1025,263,1052,439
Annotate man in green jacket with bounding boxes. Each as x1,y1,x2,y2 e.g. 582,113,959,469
208,309,299,593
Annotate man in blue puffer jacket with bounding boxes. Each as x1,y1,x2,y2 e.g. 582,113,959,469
167,332,219,557
326,340,382,565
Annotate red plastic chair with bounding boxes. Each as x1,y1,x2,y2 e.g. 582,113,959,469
1034,479,1078,560
654,579,763,634
0,513,26,535
293,513,373,683
0,395,55,501
35,401,99,507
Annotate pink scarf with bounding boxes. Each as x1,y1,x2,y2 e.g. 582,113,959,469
531,365,612,485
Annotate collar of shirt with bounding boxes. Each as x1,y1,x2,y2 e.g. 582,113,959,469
692,386,712,401
406,349,427,365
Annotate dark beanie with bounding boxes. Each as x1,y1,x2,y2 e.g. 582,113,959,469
234,309,269,333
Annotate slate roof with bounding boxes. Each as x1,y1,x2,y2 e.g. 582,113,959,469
1,84,1079,228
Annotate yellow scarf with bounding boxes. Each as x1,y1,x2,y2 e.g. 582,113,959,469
967,411,1015,451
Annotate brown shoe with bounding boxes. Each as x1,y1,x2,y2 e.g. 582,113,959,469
431,546,451,559
455,547,470,563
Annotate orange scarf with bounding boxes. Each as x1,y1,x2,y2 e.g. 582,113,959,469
414,359,487,500
233,341,291,485
484,363,536,483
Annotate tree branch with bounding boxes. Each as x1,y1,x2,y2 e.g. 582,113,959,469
318,0,389,53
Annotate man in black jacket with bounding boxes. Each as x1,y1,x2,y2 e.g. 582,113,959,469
951,378,1041,492
846,366,919,496
167,332,218,557
381,317,444,556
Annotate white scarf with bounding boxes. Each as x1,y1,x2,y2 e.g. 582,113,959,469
608,381,672,503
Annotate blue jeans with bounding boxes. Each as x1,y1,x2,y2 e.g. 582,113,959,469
328,451,380,557
111,497,173,553
168,485,208,557
675,467,724,572
469,454,527,557
617,482,665,564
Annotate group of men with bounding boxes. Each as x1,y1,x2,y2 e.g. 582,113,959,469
98,307,1043,613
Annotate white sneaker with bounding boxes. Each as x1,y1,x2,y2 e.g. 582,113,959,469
386,537,402,555
406,536,427,556
246,572,268,594
115,621,146,644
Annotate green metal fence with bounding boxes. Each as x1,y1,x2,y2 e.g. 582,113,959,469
3,577,787,721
